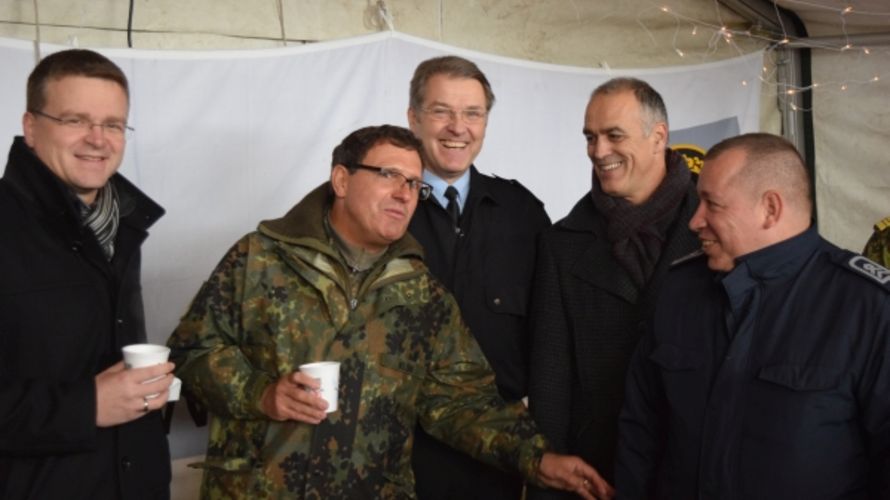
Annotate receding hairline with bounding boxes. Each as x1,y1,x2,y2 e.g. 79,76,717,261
705,133,812,212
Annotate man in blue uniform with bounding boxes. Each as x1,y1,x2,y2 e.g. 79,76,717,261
615,133,890,499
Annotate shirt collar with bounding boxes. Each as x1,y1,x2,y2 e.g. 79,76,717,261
725,225,819,284
423,168,471,211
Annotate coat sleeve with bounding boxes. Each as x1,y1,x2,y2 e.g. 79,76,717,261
613,326,664,500
861,297,890,497
525,232,577,499
415,288,549,484
527,233,574,452
0,376,97,455
166,235,275,420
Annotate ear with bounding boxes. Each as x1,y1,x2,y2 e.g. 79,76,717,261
407,107,419,131
22,111,36,148
650,121,668,152
761,190,783,229
330,164,350,198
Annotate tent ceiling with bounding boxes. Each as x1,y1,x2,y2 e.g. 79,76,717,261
775,0,890,32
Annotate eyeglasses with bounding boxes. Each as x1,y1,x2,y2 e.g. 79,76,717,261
30,110,133,138
350,164,432,200
421,106,487,124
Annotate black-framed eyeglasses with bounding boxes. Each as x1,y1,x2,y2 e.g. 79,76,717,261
349,164,432,200
30,109,134,138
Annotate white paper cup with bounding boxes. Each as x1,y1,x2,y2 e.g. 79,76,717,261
122,344,170,369
122,344,170,398
299,361,341,413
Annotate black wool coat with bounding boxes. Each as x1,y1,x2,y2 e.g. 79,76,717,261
0,137,169,499
527,177,699,497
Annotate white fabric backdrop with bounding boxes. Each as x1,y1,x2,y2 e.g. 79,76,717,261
0,32,762,457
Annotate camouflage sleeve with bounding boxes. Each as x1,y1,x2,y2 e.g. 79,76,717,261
166,234,275,420
416,289,549,483
863,226,890,269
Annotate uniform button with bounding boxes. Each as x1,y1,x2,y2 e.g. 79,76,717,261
493,298,501,306
116,318,124,325
121,457,132,470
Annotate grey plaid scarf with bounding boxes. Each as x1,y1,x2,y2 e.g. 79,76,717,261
80,182,120,260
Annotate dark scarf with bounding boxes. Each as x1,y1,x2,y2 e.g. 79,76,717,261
591,150,690,288
79,182,120,260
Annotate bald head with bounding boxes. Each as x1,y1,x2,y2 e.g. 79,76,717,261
706,133,812,218
690,133,813,271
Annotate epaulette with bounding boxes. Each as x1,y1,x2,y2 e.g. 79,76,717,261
844,254,890,291
874,216,890,232
670,249,705,267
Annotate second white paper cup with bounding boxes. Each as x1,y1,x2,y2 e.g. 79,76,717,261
299,361,341,413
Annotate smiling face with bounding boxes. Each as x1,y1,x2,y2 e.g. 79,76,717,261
23,76,128,205
689,148,769,271
583,90,667,205
330,141,423,253
407,74,487,182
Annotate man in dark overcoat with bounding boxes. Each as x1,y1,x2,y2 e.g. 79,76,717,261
0,49,174,499
527,77,700,497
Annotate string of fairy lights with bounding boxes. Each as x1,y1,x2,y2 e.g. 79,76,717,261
6,0,889,108
637,0,888,110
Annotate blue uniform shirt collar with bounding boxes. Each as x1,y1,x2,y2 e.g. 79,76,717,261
424,168,471,212
725,225,820,286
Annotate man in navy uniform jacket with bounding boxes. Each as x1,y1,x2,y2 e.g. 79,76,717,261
616,133,890,499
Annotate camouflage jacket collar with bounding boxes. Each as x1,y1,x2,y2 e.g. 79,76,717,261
256,181,425,266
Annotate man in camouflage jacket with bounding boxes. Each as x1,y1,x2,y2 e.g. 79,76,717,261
167,125,612,499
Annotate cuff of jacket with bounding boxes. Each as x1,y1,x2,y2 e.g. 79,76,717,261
243,370,276,419
519,433,550,487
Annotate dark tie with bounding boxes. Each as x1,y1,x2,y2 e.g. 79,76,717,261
445,186,460,234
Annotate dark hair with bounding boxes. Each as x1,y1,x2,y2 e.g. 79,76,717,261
409,55,495,111
705,132,812,211
331,125,422,169
591,77,668,134
27,49,129,112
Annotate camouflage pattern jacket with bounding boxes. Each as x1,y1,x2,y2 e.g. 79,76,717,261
168,183,548,499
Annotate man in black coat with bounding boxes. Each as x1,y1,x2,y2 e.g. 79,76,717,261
527,78,699,498
407,56,551,499
616,133,890,499
0,49,174,499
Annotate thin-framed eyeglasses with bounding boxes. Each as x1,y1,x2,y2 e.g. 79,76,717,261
29,109,134,138
421,105,487,124
349,164,432,200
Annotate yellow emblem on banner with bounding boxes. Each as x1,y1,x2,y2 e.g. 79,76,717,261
670,143,706,175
